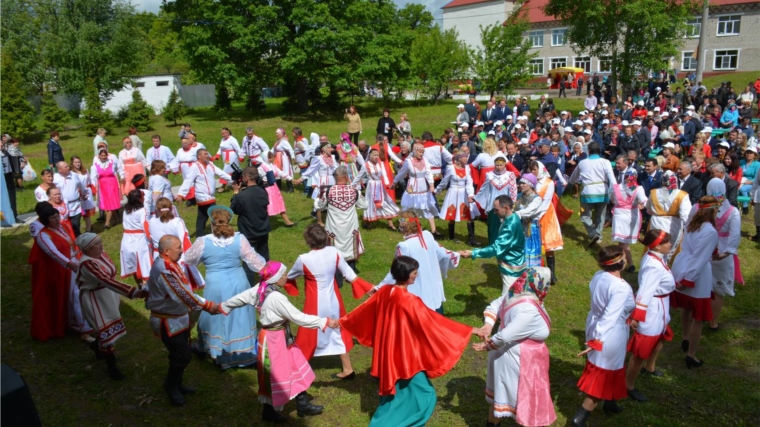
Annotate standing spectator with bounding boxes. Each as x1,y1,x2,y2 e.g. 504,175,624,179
6,138,25,190
53,160,86,237
127,127,144,151
584,90,598,111
344,106,362,144
0,140,19,221
464,95,480,127
92,128,108,157
577,75,584,96
559,76,567,98
739,147,759,214
376,108,396,144
397,113,411,138
456,104,469,126
178,123,194,140
48,131,65,169
90,149,123,229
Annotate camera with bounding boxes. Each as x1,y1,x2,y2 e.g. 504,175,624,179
230,163,244,185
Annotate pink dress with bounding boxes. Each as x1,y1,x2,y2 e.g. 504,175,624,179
94,161,121,211
258,163,287,216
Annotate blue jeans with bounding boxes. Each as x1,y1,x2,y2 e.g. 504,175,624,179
740,183,753,208
555,179,565,197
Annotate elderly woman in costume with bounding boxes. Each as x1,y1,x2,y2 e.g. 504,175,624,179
284,224,373,380
28,202,93,343
272,128,295,193
148,197,205,290
185,206,267,369
572,245,635,427
75,233,148,380
118,136,148,196
393,141,441,236
625,229,675,402
514,173,543,267
297,142,337,226
434,151,479,246
336,132,365,184
529,160,565,284
474,154,518,245
222,261,338,422
473,269,556,427
611,170,647,271
692,179,742,332
340,256,478,427
375,210,461,314
258,151,297,226
351,148,399,231
670,195,720,368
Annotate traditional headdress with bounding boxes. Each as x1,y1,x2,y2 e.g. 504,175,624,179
624,170,638,195
75,232,101,253
508,269,550,302
255,261,287,313
399,212,427,249
519,173,537,189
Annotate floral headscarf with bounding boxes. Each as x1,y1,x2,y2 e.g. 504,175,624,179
256,261,287,313
623,170,638,195
508,269,550,302
661,171,678,191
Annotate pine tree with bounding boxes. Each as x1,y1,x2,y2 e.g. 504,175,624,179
82,84,113,136
41,91,69,132
0,55,37,139
162,88,186,126
124,90,154,132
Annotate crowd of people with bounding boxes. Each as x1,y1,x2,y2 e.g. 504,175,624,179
16,77,759,427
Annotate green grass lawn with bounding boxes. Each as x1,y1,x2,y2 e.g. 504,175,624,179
2,97,759,427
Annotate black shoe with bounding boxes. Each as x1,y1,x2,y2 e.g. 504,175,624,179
262,403,287,423
640,368,664,377
587,234,600,248
163,381,185,406
626,265,636,273
571,407,591,427
104,353,124,381
448,223,456,241
546,255,558,285
681,339,689,353
742,207,749,215
467,222,479,247
707,324,720,332
310,210,318,220
90,340,104,360
296,392,324,417
431,231,443,239
627,388,649,402
177,382,197,395
685,356,704,369
602,399,624,414
330,371,355,381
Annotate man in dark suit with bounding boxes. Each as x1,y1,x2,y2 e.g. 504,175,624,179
496,99,509,122
504,141,525,173
677,157,704,204
626,150,644,176
481,101,497,132
638,158,662,195
710,163,739,207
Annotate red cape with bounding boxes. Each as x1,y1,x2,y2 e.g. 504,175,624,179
339,285,472,396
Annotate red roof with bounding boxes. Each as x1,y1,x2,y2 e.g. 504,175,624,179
442,0,496,10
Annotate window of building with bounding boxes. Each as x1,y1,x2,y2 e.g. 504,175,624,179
135,82,145,88
551,29,567,46
156,81,170,86
528,30,544,48
713,49,738,70
686,18,701,38
682,51,697,71
528,58,544,75
574,56,591,73
598,56,612,73
717,15,741,36
550,57,567,69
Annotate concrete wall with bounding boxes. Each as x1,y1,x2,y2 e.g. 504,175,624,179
101,75,181,114
443,1,514,49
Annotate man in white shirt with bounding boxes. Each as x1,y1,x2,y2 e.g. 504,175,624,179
241,127,269,166
145,135,175,168
53,161,87,237
175,149,232,237
584,90,598,111
566,142,617,246
93,128,108,157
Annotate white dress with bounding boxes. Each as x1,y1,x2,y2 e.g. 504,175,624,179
148,174,175,215
301,155,337,201
272,138,295,178
215,136,243,174
474,171,518,212
75,172,96,215
350,161,399,221
687,202,741,297
393,158,439,219
120,207,153,280
671,223,719,320
629,251,676,358
584,271,634,372
147,216,206,290
315,184,367,262
646,188,691,261
610,184,647,243
435,165,476,221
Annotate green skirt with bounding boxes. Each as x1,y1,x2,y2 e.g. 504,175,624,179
369,372,436,427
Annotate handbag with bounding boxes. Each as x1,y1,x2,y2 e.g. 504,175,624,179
22,163,37,182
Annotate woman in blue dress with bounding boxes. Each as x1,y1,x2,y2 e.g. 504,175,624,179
514,173,543,267
185,206,267,369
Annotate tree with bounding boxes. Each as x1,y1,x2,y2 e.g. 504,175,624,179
41,92,70,132
124,90,154,132
473,12,535,97
0,55,37,139
163,88,187,126
409,27,471,103
81,84,113,137
543,0,698,95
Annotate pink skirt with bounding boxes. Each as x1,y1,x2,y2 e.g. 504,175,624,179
265,185,286,216
98,175,122,211
516,339,556,427
257,329,315,408
122,162,145,195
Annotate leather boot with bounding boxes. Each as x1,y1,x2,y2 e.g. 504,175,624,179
602,399,624,414
296,391,323,417
177,373,197,395
286,180,295,193
546,255,558,285
262,403,287,423
163,366,186,406
90,340,103,360
104,353,124,381
467,221,479,246
448,223,457,242
571,407,591,427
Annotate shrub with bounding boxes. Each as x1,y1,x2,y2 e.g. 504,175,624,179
162,88,186,126
123,90,154,132
82,84,113,136
0,56,36,139
41,91,69,132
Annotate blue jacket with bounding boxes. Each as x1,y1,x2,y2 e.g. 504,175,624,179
721,109,739,127
682,120,696,146
47,139,64,166
638,170,663,195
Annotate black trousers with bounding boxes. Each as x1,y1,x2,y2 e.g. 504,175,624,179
160,326,192,384
334,260,356,289
69,213,82,237
348,132,360,144
242,235,270,286
4,173,17,219
196,203,214,237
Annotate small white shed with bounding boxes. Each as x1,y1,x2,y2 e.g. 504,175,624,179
101,74,181,114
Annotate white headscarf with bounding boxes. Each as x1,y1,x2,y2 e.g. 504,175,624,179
706,177,731,216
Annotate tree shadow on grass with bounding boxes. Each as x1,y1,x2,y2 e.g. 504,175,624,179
451,262,502,318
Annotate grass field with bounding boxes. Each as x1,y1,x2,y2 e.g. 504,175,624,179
1,96,759,427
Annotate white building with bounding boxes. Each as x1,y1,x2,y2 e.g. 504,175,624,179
101,74,181,115
442,0,518,49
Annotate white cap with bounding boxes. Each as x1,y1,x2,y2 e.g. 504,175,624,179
457,104,465,109
637,101,644,106
663,142,676,149
580,110,587,115
687,105,695,110
621,120,630,126
461,122,469,128
583,119,593,124
661,112,669,117
647,111,654,116
506,115,513,120
564,126,573,132
583,129,592,135
573,120,583,126
686,111,693,117
551,118,560,124
560,110,568,115
601,110,608,115
494,120,503,126
602,103,608,108
519,137,529,145
476,121,484,126
656,87,662,91
746,146,758,154
632,120,642,126
488,130,496,135
719,141,730,148
518,116,527,121
702,126,713,133
602,119,610,125
654,107,661,112
514,124,523,130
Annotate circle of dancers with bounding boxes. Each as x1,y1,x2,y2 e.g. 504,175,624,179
26,112,752,426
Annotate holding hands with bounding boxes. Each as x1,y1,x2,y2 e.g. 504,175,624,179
327,318,340,329
133,289,150,299
206,302,222,315
459,250,473,258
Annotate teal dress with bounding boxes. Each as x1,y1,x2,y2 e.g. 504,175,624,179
369,372,436,427
195,234,260,369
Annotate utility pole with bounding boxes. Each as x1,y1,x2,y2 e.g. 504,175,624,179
695,0,709,83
